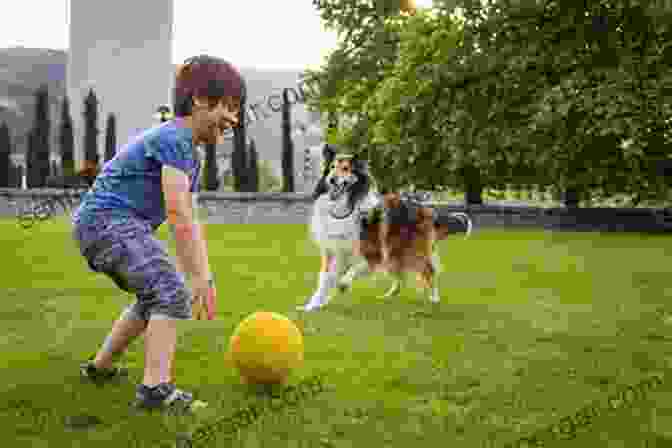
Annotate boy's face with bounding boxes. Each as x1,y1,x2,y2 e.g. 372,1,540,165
192,96,240,145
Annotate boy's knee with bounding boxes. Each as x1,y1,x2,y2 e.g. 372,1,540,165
119,304,147,321
151,285,192,320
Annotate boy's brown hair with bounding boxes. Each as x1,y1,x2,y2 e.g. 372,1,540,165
173,55,246,118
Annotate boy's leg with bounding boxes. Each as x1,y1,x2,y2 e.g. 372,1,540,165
79,220,195,409
142,317,177,386
75,220,146,379
122,236,193,408
93,306,148,369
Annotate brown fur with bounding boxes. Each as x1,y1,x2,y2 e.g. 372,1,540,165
356,192,451,292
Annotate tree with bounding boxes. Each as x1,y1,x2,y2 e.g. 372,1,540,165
248,138,259,192
26,129,39,188
10,163,23,188
232,84,248,192
7,161,18,188
104,113,117,162
281,88,295,192
307,5,468,191
309,0,672,205
203,143,219,191
59,97,75,177
27,85,51,188
51,160,59,177
83,89,99,170
0,122,11,187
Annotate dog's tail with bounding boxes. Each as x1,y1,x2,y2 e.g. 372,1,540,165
449,212,473,239
433,210,473,240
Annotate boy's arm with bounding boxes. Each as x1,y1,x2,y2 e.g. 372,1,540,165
191,192,214,286
162,165,208,281
166,194,211,278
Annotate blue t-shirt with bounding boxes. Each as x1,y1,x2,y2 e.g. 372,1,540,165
74,119,201,230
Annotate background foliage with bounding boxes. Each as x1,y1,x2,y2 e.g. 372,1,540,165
304,0,672,206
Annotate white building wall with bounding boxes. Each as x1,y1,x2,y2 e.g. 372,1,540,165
67,0,174,170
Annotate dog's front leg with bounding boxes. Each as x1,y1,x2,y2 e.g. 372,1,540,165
429,275,440,303
380,272,402,299
338,258,371,293
429,253,441,303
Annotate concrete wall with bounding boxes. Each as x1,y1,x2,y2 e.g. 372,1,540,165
67,0,174,170
0,188,670,233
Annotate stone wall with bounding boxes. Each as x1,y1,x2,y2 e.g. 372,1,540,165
438,204,672,233
199,192,313,225
0,188,670,233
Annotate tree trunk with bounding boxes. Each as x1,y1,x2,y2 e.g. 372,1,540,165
462,164,483,205
563,187,581,208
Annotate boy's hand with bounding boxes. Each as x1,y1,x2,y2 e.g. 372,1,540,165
192,277,217,320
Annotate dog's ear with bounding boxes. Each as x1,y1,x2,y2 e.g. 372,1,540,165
353,159,369,175
323,144,336,162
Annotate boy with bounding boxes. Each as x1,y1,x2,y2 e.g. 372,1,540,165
72,55,245,411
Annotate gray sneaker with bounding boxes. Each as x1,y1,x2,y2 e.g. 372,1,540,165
133,383,195,414
80,355,129,383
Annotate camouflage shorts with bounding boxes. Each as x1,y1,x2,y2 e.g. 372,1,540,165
72,212,191,320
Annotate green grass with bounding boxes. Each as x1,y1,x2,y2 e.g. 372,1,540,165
2,218,672,447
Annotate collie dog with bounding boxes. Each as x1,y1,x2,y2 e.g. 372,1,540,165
342,192,472,303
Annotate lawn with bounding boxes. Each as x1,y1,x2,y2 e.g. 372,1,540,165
1,218,672,447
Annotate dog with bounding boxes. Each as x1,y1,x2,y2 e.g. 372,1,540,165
340,191,472,303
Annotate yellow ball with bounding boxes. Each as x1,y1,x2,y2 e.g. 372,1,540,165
228,312,304,385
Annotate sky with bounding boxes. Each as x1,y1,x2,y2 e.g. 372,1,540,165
0,0,436,70
0,0,340,70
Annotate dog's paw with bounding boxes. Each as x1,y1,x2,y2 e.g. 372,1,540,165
337,282,350,294
380,282,401,299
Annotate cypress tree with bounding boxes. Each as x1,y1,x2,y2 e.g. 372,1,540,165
104,113,117,162
7,161,17,188
83,89,99,169
248,138,259,192
59,96,75,177
32,85,51,187
204,143,218,191
26,129,38,188
17,164,24,188
281,88,294,192
0,122,11,187
232,84,248,192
